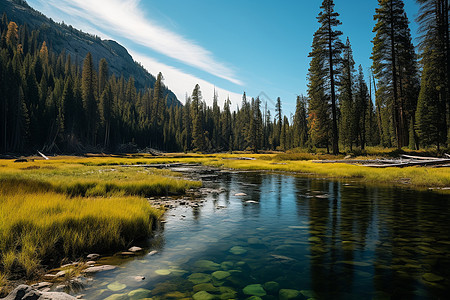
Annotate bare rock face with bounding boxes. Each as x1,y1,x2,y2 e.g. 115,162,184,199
1,285,76,300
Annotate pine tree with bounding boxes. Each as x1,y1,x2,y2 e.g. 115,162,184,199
308,34,331,151
339,37,356,151
372,0,419,149
415,0,449,147
81,52,98,145
275,97,282,148
191,84,204,151
293,95,308,148
354,65,370,150
313,0,344,154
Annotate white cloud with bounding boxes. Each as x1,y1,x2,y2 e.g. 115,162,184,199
130,52,244,108
42,0,243,86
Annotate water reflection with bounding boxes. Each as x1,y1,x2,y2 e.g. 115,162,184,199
81,172,450,299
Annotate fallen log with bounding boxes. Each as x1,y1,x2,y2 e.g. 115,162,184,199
363,158,450,168
400,154,442,160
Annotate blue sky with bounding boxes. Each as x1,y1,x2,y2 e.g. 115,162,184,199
27,0,420,115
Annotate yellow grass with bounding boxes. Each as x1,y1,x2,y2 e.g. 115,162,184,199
0,156,201,284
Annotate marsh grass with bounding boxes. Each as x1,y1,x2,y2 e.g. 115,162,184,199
0,157,201,285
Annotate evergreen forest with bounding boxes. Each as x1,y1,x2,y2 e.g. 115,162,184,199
0,0,448,154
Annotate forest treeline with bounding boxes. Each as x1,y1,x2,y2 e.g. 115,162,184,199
0,0,449,154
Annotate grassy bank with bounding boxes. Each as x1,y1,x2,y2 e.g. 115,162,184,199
0,157,201,287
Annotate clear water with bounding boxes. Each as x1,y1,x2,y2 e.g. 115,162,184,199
80,172,450,299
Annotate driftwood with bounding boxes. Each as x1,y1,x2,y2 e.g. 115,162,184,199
363,158,450,168
37,151,49,160
313,155,450,168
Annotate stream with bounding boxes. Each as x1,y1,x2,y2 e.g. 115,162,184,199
76,169,450,299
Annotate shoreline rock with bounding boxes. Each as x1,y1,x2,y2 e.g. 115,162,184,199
1,285,77,300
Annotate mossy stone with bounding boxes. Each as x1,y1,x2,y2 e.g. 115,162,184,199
243,284,266,297
220,261,234,270
194,260,220,271
128,288,152,300
229,246,247,255
188,273,212,284
212,271,231,280
193,291,216,300
155,269,171,275
300,290,318,298
279,289,301,300
263,281,280,294
107,282,126,291
193,283,220,293
104,294,128,300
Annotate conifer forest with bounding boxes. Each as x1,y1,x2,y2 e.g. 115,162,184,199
0,0,448,155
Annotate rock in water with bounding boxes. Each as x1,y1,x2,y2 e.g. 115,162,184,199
188,273,212,284
243,284,266,297
192,291,215,300
229,246,247,255
279,289,301,300
263,281,280,294
107,282,127,291
2,285,76,300
193,260,220,271
212,271,231,280
82,265,117,274
104,294,128,300
127,288,151,300
128,246,143,252
234,193,247,196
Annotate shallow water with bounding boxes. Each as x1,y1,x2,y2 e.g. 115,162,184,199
80,171,450,299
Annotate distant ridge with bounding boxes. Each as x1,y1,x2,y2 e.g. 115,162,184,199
0,0,180,106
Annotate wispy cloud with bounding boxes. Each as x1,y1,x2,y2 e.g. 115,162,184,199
131,51,244,108
41,0,243,86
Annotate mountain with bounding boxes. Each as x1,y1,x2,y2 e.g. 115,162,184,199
0,0,180,106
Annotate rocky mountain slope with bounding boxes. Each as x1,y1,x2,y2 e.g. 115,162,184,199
0,0,179,106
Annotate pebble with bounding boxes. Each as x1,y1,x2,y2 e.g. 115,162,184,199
86,253,100,260
128,246,143,252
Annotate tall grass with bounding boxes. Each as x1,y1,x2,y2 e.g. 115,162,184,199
0,188,162,278
0,157,201,284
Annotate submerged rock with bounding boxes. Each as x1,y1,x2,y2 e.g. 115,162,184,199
155,269,172,275
193,283,219,293
107,282,126,291
188,273,212,284
279,289,301,299
193,291,216,300
128,288,152,300
194,260,220,271
229,246,247,255
1,285,76,300
104,294,128,300
212,271,231,280
243,284,266,297
263,281,280,294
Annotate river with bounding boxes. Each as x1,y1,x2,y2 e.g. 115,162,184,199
78,170,450,299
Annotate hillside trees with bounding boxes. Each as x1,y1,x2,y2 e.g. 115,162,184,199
372,0,419,149
415,0,449,149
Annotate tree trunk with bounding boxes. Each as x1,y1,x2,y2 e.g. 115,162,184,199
390,0,402,149
328,17,339,155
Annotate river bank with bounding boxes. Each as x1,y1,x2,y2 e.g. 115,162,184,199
0,157,202,297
